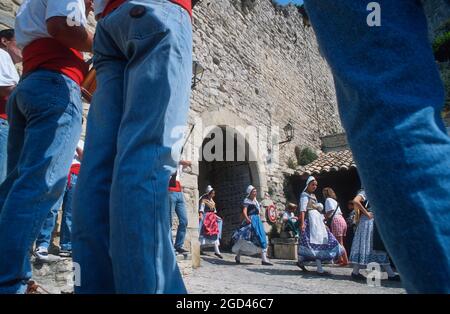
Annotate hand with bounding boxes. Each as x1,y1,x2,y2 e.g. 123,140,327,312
301,224,306,232
367,212,374,220
85,0,94,16
246,218,251,224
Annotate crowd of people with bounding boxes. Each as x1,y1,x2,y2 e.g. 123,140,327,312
0,0,448,294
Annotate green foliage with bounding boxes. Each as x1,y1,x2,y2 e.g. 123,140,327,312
296,147,318,166
433,31,450,62
287,157,297,170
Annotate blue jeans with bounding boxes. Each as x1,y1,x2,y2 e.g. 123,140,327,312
35,173,77,251
0,70,82,294
0,119,8,184
169,191,188,249
72,0,192,294
60,173,76,251
35,195,63,250
304,0,450,293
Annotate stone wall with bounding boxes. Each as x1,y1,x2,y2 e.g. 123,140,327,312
423,0,450,40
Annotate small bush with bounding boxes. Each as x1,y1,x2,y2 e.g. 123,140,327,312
287,157,297,169
296,147,318,166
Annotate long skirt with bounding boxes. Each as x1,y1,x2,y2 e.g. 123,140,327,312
232,215,267,256
349,216,390,266
298,218,343,262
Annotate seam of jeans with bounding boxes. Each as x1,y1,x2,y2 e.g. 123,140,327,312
27,90,81,247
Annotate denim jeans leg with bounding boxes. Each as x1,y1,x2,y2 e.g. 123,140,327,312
60,174,76,251
0,70,82,293
304,0,450,293
174,192,188,250
0,119,9,184
72,45,125,293
99,1,192,293
35,195,64,250
169,191,176,246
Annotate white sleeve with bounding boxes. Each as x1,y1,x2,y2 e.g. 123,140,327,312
77,140,85,150
299,196,308,212
325,198,334,213
0,50,19,87
46,0,87,25
199,202,205,213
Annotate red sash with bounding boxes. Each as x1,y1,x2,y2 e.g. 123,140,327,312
22,38,88,86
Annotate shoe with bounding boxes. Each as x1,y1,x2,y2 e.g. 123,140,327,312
34,247,49,261
317,270,331,277
235,256,241,264
175,247,189,254
59,250,72,258
351,272,366,281
387,274,401,282
200,250,207,256
214,253,223,259
262,261,273,266
296,262,309,272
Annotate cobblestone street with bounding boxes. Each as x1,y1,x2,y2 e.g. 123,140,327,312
183,253,405,294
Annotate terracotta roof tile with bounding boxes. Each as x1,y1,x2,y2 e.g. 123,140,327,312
294,149,356,176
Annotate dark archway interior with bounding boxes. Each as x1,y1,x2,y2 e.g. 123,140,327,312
198,127,259,248
288,168,361,252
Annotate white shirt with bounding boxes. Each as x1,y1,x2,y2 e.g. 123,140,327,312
72,140,85,165
0,49,19,87
324,198,343,216
15,0,87,49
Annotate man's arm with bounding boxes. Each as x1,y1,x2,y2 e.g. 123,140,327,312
46,17,93,52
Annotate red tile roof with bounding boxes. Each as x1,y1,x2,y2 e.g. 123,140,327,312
294,149,356,176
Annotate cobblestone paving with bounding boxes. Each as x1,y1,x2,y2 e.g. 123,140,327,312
183,253,405,294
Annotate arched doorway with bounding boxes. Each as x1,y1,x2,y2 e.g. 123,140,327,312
198,126,261,248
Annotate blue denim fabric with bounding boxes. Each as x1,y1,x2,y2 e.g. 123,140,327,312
0,119,8,184
72,0,192,294
35,195,63,249
304,0,450,293
0,70,82,293
169,191,188,250
60,173,77,251
35,171,78,251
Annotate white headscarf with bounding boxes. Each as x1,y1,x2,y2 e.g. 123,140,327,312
303,176,316,192
205,185,214,194
246,185,256,197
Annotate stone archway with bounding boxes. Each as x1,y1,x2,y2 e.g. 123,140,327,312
197,109,267,248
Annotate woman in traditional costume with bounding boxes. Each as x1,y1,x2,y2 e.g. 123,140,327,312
323,187,349,266
232,185,273,266
350,189,400,281
297,176,343,275
198,185,223,259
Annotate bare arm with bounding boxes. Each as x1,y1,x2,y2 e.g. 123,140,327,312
180,160,192,167
0,85,15,98
300,211,306,232
76,147,84,161
46,17,93,52
353,195,373,219
243,207,251,224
